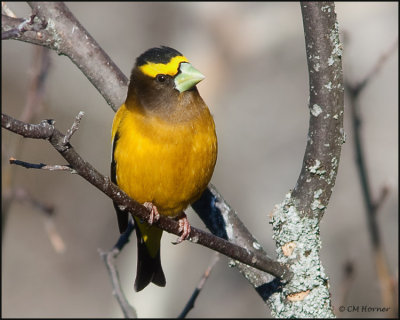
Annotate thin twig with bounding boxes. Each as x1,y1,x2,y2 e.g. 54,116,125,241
99,219,136,318
346,39,398,314
99,248,137,318
178,252,220,318
63,111,85,144
352,39,398,96
9,157,75,172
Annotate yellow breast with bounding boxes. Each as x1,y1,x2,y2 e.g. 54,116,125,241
112,104,217,217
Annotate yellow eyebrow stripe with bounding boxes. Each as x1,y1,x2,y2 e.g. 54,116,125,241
139,55,189,78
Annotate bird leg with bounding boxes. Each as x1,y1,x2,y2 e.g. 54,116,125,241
143,202,160,225
173,212,191,244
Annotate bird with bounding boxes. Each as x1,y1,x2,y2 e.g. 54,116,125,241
111,46,217,292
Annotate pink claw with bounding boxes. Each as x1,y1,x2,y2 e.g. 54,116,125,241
174,212,191,244
143,202,160,225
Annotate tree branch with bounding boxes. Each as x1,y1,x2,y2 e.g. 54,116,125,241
293,2,344,220
99,219,137,318
2,112,292,282
345,39,398,315
1,2,128,110
178,252,220,318
266,2,344,317
9,158,75,172
345,39,397,247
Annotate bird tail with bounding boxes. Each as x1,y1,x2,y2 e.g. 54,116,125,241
134,218,166,292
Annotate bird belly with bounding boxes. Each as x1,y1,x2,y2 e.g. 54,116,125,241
114,110,217,217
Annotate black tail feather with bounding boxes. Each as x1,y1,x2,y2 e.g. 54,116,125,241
134,224,166,292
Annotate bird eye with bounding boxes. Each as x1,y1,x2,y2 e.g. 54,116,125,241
156,74,166,83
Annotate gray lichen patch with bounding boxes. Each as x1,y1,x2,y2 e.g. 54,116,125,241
45,18,62,54
269,192,334,318
311,104,323,117
308,159,327,176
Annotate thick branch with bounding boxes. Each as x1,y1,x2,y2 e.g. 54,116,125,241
266,2,344,318
2,113,292,282
293,2,344,220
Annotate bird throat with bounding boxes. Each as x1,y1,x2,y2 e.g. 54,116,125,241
126,89,206,125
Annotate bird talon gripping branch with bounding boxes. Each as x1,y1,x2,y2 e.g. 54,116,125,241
110,46,217,291
173,212,192,244
143,202,160,225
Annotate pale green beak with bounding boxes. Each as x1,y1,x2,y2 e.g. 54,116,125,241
174,62,205,93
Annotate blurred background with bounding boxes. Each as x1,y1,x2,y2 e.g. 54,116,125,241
2,2,398,318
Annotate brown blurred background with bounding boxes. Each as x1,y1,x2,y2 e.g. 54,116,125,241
2,2,398,318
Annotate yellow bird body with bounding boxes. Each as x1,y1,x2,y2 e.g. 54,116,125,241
112,103,216,218
111,46,217,291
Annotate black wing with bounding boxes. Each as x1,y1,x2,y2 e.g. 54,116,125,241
111,131,129,233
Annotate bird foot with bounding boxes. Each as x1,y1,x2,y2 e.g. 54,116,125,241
143,202,160,225
172,212,191,244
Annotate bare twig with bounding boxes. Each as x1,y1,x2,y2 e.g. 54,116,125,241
9,157,75,172
99,219,136,318
346,39,398,315
346,39,397,229
2,112,293,281
63,111,85,144
178,252,220,318
351,39,398,96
